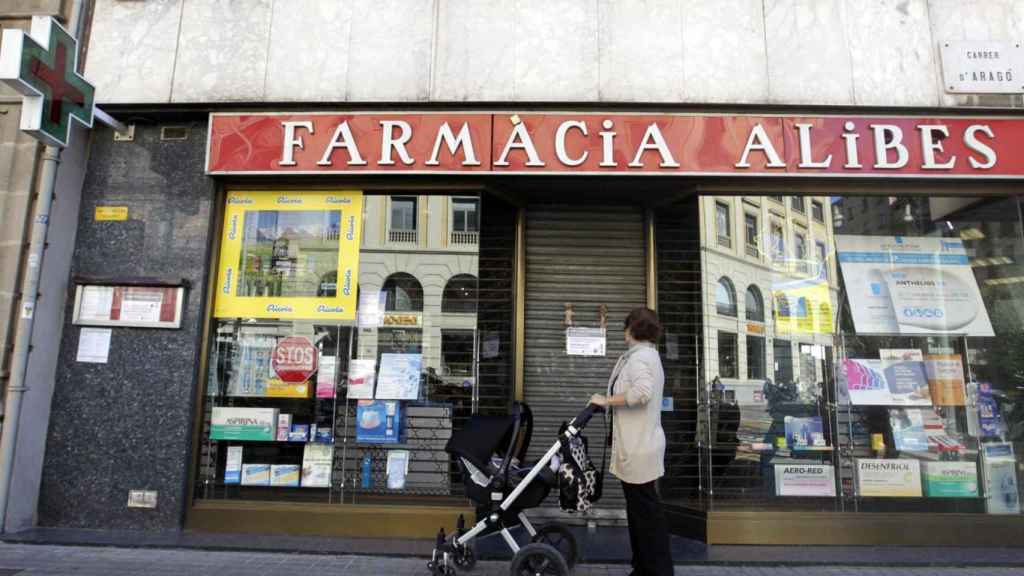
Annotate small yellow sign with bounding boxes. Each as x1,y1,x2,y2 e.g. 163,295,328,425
266,378,310,398
95,206,128,221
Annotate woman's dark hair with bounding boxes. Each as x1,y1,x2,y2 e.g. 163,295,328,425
624,307,662,342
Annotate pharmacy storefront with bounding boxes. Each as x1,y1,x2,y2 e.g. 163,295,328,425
43,110,1024,546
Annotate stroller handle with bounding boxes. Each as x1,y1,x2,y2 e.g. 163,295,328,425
568,402,605,431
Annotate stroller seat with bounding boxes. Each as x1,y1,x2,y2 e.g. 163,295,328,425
446,403,554,516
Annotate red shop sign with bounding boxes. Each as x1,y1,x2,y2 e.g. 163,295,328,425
206,112,1024,178
271,336,318,384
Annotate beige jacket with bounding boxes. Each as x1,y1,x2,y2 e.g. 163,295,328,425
607,341,666,485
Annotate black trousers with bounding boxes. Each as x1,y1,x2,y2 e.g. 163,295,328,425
621,479,673,576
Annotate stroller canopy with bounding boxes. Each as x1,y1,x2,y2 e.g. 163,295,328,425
446,402,533,471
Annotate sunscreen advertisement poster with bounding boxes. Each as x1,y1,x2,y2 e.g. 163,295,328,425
214,190,363,321
836,235,994,337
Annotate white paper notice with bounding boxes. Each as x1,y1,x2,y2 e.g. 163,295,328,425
358,291,382,327
79,286,114,321
566,327,606,356
375,353,422,400
77,328,112,363
120,289,163,323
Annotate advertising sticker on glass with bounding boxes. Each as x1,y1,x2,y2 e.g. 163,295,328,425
836,235,994,336
214,190,363,321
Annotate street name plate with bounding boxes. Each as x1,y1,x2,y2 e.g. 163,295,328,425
940,40,1024,93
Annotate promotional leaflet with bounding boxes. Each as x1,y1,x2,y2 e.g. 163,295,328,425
316,356,337,398
300,444,332,488
856,459,923,497
224,446,243,484
346,359,377,399
925,354,966,406
922,461,979,497
375,353,422,400
981,442,1021,514
836,235,994,336
889,408,930,452
978,383,1003,438
386,450,410,490
774,464,837,497
843,358,932,406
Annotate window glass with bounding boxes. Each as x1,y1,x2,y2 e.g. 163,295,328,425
745,285,764,322
745,213,759,257
718,331,738,378
747,335,766,379
390,197,417,231
791,196,805,213
197,192,511,506
716,277,737,317
716,202,732,248
812,200,825,222
770,222,785,262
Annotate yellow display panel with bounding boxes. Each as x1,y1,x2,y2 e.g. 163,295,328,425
214,190,363,320
772,273,834,335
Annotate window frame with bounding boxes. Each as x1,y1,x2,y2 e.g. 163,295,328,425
389,195,418,233
744,212,759,257
451,197,480,234
716,201,732,248
716,276,738,317
717,330,739,379
811,199,825,222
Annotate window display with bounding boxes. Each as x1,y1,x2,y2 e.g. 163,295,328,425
695,193,1024,516
196,192,505,506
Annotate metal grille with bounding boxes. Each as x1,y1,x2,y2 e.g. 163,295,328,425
655,198,705,509
522,204,647,524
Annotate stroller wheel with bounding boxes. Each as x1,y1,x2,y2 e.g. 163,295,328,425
531,523,578,569
453,542,477,571
429,559,456,576
509,543,569,576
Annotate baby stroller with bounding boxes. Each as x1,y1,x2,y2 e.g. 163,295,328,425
428,402,604,576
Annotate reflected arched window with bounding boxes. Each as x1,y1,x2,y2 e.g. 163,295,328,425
380,272,423,312
442,274,478,314
716,277,737,317
745,285,764,322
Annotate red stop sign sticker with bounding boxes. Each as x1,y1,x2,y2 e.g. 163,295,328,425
272,336,318,383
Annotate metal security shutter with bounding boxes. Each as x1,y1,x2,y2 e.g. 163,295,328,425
654,197,705,511
523,204,646,524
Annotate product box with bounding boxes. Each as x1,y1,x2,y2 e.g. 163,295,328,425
922,461,978,497
211,407,278,441
241,463,271,486
276,413,291,442
266,378,310,398
270,464,300,487
224,446,243,484
982,442,1021,514
356,400,402,444
856,458,922,497
314,426,333,444
288,424,309,442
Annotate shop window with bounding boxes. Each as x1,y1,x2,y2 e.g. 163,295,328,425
811,200,825,222
442,274,478,314
197,191,509,507
744,213,759,257
389,196,417,243
745,285,764,322
746,335,766,380
381,272,424,312
451,197,479,245
718,331,738,378
716,277,737,317
716,201,732,248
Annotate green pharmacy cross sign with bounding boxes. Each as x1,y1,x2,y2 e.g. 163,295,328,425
0,16,95,148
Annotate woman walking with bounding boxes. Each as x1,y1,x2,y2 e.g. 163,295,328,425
590,307,672,576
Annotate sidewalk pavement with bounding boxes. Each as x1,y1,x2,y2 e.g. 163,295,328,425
0,543,1022,576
